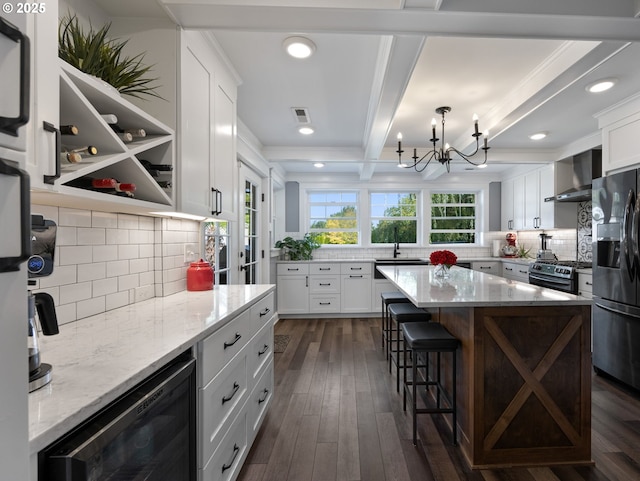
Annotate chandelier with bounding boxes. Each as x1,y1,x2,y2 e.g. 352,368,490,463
396,106,489,173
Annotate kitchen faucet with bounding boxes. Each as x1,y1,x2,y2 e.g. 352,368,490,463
393,226,400,258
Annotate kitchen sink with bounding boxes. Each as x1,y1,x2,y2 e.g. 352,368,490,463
374,258,429,278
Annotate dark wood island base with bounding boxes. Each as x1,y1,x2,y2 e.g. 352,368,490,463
437,304,592,469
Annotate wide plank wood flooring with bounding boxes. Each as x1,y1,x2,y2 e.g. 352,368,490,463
238,317,640,481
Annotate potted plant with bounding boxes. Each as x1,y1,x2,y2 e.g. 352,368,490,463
275,233,320,261
58,13,163,100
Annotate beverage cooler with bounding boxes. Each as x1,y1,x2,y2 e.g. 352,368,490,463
38,352,197,481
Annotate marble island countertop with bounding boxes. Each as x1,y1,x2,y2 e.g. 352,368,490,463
28,285,275,454
377,265,592,307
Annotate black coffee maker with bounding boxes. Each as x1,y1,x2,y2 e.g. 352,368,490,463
27,215,59,392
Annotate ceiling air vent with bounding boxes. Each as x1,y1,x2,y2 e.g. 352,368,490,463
292,107,311,124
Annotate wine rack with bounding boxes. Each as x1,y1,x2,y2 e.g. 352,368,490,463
38,59,175,211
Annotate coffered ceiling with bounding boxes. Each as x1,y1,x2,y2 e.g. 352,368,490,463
94,0,640,180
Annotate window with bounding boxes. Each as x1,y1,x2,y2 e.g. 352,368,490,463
430,192,477,244
308,191,359,244
204,221,230,284
370,192,418,243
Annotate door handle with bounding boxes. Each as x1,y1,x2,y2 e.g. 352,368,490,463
0,17,30,136
0,158,31,272
221,382,240,404
223,333,242,349
221,444,240,473
43,121,61,184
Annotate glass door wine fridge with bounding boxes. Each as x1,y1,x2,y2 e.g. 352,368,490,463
38,351,196,481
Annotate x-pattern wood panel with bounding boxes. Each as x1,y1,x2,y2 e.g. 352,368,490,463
482,314,584,450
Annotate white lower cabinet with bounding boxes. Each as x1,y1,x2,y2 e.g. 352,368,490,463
578,272,593,298
276,263,309,314
502,261,531,283
471,261,501,275
197,292,275,481
341,262,372,313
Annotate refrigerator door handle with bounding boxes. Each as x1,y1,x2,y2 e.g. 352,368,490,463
595,301,640,320
623,189,636,281
0,157,31,272
633,192,640,280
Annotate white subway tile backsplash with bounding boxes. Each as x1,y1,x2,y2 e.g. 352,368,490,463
92,277,118,297
139,216,155,230
59,281,92,304
129,229,154,245
77,262,106,282
92,211,118,228
32,205,58,223
130,258,150,274
106,260,129,278
59,245,93,265
118,245,139,260
55,303,77,326
106,291,129,311
56,226,77,246
59,208,91,227
118,273,139,291
93,245,118,262
77,227,106,245
77,296,105,319
106,228,129,245
117,214,139,230
139,270,154,286
39,265,76,287
134,285,155,303
139,244,154,259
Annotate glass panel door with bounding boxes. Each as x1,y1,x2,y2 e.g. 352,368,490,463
240,166,261,285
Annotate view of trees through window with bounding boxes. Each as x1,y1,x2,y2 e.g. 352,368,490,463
309,192,359,244
430,193,476,244
370,192,417,243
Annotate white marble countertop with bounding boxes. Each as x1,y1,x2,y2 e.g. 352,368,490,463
377,265,592,307
276,257,532,263
28,285,275,454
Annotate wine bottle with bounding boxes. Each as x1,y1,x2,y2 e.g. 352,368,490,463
157,180,172,189
67,177,136,197
63,145,98,156
114,132,134,143
139,159,173,176
60,125,79,135
60,151,82,164
101,114,118,124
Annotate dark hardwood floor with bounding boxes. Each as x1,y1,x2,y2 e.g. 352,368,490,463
238,317,640,481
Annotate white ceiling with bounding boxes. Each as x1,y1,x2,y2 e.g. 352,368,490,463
94,0,640,180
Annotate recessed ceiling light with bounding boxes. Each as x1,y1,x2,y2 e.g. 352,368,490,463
586,78,617,93
283,36,316,59
529,132,547,141
298,126,314,135
313,162,324,168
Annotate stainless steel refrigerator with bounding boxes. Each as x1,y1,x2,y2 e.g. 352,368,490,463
0,13,31,479
592,169,640,390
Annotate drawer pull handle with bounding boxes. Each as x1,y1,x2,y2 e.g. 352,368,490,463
505,267,513,271
259,307,270,317
319,282,331,286
518,270,527,274
258,344,269,356
224,333,242,349
350,267,362,270
221,443,240,472
222,382,240,404
287,267,299,271
319,302,331,305
480,266,490,269
350,275,363,278
258,388,269,404
586,281,592,286
319,267,330,271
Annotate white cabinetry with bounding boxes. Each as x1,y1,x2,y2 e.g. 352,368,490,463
471,261,501,275
309,263,341,313
276,263,309,314
578,271,593,298
597,95,640,174
198,292,275,481
501,177,515,230
341,262,372,313
178,30,237,219
502,261,530,283
523,170,540,229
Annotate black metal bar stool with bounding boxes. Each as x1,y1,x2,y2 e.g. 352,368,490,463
388,302,431,392
380,291,411,358
401,321,459,446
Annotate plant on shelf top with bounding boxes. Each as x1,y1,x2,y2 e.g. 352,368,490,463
58,13,163,100
275,234,320,261
429,249,458,267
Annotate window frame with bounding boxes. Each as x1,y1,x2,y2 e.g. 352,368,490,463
369,190,420,245
427,190,480,246
307,189,361,246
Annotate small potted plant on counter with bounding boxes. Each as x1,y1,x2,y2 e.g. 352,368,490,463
275,233,320,261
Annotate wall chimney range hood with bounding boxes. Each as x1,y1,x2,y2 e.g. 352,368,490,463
545,149,602,203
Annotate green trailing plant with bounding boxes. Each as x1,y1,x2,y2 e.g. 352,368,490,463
275,234,320,261
59,13,163,100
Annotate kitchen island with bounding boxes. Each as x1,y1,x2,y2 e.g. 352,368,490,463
377,265,593,469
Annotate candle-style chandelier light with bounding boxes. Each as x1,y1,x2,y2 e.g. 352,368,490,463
396,106,489,173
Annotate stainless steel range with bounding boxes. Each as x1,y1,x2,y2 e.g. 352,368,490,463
528,260,592,294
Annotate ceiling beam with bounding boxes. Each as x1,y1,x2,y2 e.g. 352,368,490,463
161,4,640,42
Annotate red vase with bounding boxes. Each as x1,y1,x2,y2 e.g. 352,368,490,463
187,259,213,291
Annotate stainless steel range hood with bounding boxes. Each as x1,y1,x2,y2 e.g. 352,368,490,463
546,149,602,203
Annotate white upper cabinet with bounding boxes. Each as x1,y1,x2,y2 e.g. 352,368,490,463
597,94,640,174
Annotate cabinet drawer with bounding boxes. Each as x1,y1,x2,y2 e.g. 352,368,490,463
199,309,251,386
502,262,530,282
309,275,341,293
277,263,309,275
200,354,248,465
310,263,340,275
249,360,274,442
340,262,372,275
472,261,501,273
201,406,248,481
248,322,273,381
309,295,341,313
579,274,593,297
250,292,275,331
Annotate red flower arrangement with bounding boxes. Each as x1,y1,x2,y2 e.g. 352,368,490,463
429,249,457,267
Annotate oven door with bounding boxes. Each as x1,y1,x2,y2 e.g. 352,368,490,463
39,353,196,481
528,272,576,294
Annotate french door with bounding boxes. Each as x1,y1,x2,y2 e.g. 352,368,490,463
239,164,262,285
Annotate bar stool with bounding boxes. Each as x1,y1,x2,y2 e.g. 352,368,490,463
388,303,431,392
401,321,459,446
380,291,411,358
